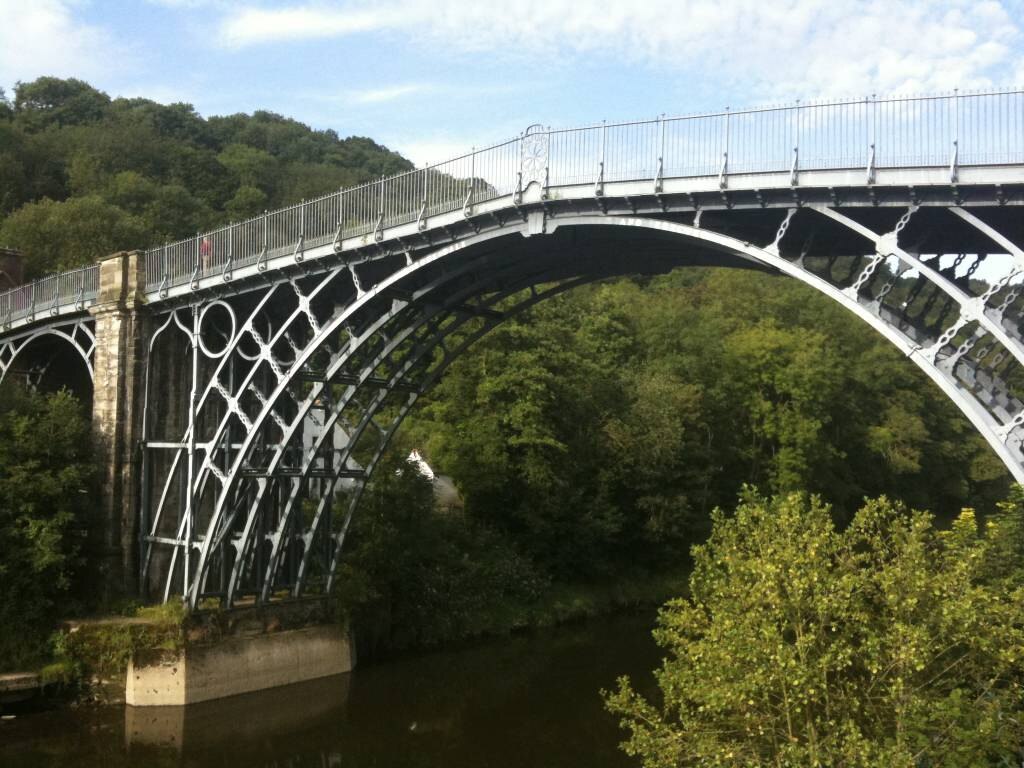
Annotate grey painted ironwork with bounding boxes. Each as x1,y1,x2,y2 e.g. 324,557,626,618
5,88,1024,610
0,265,99,332
117,88,1024,608
0,266,98,392
135,198,1024,609
0,317,96,386
141,88,1024,297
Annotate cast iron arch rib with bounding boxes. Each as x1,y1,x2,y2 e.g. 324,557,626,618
0,319,96,388
139,212,1024,609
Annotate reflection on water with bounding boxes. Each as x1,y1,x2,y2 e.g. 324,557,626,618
1,612,660,768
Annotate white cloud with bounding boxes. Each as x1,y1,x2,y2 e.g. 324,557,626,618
223,5,398,46
0,0,116,89
349,84,424,104
217,0,1023,99
145,0,218,7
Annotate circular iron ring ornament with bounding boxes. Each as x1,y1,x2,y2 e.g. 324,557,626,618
197,300,237,359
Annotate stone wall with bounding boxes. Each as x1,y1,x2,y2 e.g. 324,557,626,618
89,251,148,599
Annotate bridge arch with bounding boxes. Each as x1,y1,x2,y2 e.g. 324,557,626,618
140,208,1024,609
0,319,95,401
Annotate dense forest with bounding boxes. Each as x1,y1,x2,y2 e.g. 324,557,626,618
0,78,1013,661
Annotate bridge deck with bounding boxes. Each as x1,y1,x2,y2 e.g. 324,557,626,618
3,88,1024,329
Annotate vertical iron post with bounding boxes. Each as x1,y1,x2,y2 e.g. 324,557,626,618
374,175,385,241
950,89,960,182
464,148,476,217
791,101,800,186
295,201,306,262
718,107,730,188
865,95,876,184
184,305,199,602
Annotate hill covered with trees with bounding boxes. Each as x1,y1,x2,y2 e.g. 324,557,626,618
0,77,411,278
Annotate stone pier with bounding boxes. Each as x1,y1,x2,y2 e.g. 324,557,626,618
125,672,350,749
88,250,147,600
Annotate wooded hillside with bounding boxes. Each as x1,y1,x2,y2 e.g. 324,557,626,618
0,77,411,278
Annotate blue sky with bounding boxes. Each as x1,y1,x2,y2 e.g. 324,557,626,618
2,1,1023,166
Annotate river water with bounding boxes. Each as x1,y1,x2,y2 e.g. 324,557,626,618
1,612,662,768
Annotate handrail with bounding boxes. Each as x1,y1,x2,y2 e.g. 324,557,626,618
0,264,99,329
141,87,1024,295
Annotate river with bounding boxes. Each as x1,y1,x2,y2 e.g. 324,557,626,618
1,612,662,767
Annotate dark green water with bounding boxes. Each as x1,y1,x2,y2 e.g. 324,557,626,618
1,612,661,767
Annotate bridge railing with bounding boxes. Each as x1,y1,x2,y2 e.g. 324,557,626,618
137,88,1024,294
0,264,100,328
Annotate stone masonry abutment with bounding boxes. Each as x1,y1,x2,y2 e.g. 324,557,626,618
89,250,148,601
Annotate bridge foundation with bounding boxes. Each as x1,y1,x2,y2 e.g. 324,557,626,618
126,625,354,706
89,250,147,600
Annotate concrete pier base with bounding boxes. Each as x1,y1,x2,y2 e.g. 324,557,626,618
126,625,354,706
126,673,350,750
0,672,40,705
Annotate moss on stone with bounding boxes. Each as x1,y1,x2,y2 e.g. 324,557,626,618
52,601,185,688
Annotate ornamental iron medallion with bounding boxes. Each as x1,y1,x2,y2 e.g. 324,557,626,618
521,124,549,188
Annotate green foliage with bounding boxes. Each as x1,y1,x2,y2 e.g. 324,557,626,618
606,491,1024,767
405,270,1009,586
0,87,12,121
55,602,185,683
226,184,269,220
0,77,413,275
335,451,550,654
0,196,148,277
0,383,97,670
13,77,110,130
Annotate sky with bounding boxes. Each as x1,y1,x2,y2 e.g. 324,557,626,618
1,0,1023,166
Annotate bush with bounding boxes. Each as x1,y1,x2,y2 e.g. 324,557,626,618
333,452,548,656
606,490,1024,767
0,384,96,670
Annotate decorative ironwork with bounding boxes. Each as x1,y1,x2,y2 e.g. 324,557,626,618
0,318,96,386
520,124,549,188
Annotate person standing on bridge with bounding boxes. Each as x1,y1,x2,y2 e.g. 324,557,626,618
199,236,212,275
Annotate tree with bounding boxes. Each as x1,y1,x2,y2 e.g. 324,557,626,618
0,123,28,214
0,196,148,277
0,384,96,670
14,77,110,131
217,142,277,189
606,491,1024,767
225,184,268,220
0,87,12,120
333,450,546,654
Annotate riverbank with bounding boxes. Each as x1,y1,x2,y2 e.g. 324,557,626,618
3,563,689,711
1,611,664,768
350,563,691,662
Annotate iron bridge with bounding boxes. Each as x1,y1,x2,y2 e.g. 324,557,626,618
2,89,1024,608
